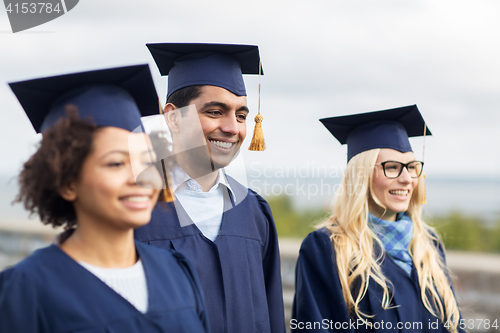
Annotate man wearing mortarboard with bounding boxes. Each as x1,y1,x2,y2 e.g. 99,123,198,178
134,43,286,333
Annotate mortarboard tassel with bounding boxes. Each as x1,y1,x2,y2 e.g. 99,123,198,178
421,122,427,205
158,99,174,202
248,59,266,151
159,159,174,203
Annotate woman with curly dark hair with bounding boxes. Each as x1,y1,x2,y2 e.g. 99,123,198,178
0,65,209,333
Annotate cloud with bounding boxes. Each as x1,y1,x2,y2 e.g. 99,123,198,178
0,0,499,177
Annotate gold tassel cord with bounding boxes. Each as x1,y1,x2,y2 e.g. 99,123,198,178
160,160,174,202
158,98,174,202
422,122,427,163
421,122,427,205
248,58,266,151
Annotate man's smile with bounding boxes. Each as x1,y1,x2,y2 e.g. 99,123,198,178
209,139,238,151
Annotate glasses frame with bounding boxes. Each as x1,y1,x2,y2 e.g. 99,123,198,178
375,160,424,179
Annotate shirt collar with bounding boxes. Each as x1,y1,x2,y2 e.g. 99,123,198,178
170,166,234,197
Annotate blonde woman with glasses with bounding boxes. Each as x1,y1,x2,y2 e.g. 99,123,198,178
292,105,463,333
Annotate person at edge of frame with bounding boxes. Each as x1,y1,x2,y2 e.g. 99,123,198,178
291,105,465,333
134,43,286,333
0,65,209,333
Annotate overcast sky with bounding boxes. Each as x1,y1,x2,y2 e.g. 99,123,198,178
1,0,499,182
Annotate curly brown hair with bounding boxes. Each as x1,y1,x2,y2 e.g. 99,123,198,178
15,108,98,229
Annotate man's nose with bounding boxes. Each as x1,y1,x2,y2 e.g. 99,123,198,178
219,114,239,135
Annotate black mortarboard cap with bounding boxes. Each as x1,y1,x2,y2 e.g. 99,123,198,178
146,43,263,100
9,64,159,133
320,105,431,161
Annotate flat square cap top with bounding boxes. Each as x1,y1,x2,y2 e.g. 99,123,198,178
320,105,431,161
146,43,262,100
9,64,159,133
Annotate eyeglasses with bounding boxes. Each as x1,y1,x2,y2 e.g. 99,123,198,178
375,161,424,179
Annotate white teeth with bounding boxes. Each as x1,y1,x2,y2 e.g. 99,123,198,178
210,140,234,149
123,196,149,202
389,190,409,196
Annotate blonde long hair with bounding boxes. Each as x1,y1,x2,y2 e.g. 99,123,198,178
319,149,460,332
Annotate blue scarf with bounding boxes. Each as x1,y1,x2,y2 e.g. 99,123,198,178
368,212,414,276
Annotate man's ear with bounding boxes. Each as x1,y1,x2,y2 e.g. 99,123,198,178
164,103,180,133
60,183,77,202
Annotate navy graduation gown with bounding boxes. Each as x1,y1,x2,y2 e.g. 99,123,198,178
292,228,464,333
0,241,209,333
135,177,286,333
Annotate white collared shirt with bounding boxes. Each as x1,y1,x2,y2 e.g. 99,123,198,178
171,167,234,242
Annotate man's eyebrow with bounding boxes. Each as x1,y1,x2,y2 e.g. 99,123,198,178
202,101,230,110
201,102,249,113
238,106,250,113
